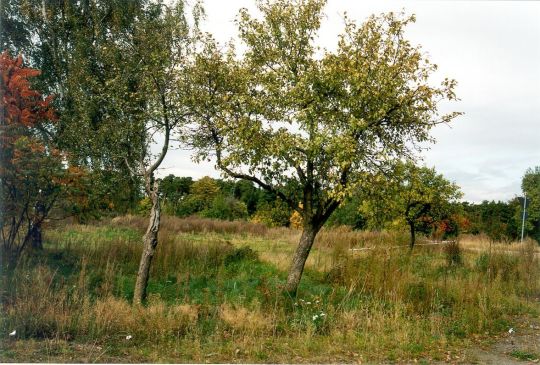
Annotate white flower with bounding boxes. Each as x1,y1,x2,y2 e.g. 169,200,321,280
9,330,16,336
320,312,326,317
126,335,133,340
508,328,514,334
312,314,319,321
294,302,298,306
306,302,311,305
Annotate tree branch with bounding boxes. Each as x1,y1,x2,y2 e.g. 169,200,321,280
211,131,300,213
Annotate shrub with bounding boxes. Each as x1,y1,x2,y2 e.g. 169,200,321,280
224,246,258,267
251,200,291,227
289,210,303,229
443,240,462,267
135,197,152,215
202,196,248,221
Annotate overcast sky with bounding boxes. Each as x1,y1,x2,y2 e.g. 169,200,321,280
159,0,540,203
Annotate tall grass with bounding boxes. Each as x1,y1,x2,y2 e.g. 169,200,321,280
1,216,539,362
111,215,269,236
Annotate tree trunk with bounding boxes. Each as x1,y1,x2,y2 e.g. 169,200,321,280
409,221,416,250
29,223,43,250
285,223,319,297
133,181,161,305
20,219,44,255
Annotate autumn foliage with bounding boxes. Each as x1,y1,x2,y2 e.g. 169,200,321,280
1,52,56,128
1,51,62,256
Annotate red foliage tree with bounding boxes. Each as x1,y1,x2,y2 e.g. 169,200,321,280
1,51,62,256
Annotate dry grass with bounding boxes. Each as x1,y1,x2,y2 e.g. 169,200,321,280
1,216,539,363
111,214,268,236
1,264,200,342
219,304,272,334
315,226,410,249
460,234,540,254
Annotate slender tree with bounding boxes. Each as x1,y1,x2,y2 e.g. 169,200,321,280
109,2,200,304
2,0,151,214
189,0,461,296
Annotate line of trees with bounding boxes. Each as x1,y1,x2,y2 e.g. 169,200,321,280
153,165,465,250
154,170,539,248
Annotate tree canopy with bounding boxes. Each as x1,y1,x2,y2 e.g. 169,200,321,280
0,51,69,256
360,162,463,248
522,166,540,242
189,0,461,295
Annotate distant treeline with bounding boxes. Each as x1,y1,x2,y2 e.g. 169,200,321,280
84,170,538,244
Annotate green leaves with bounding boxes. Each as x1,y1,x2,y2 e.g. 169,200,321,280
360,161,463,232
521,166,540,242
190,3,461,227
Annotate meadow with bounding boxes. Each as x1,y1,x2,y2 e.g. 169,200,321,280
1,215,539,363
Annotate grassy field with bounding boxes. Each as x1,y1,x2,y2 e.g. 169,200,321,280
1,215,539,363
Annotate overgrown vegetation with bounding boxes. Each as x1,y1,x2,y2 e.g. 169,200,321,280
1,0,539,362
1,217,538,362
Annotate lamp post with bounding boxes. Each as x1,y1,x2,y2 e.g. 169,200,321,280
520,193,527,243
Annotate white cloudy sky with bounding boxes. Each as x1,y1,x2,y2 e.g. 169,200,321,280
159,0,540,203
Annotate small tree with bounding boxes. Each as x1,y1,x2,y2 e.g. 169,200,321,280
0,51,59,256
358,163,463,248
190,1,460,296
95,2,201,304
364,162,463,249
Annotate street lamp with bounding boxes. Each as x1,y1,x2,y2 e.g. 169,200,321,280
520,193,527,243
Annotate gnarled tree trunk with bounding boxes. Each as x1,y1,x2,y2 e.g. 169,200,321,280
285,222,320,297
133,180,161,305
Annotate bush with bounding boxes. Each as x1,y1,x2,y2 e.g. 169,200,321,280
135,197,152,215
202,196,248,221
224,246,258,267
176,195,205,217
443,240,462,267
251,200,291,227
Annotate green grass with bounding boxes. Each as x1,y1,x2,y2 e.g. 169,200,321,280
1,218,539,363
510,350,539,361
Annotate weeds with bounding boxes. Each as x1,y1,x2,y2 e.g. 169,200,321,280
443,240,462,267
1,216,539,363
510,350,539,361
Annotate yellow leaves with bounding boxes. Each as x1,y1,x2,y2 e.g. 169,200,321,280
290,210,303,229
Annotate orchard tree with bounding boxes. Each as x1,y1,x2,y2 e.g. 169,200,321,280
189,0,461,296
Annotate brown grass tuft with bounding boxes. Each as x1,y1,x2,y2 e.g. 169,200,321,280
219,304,272,334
